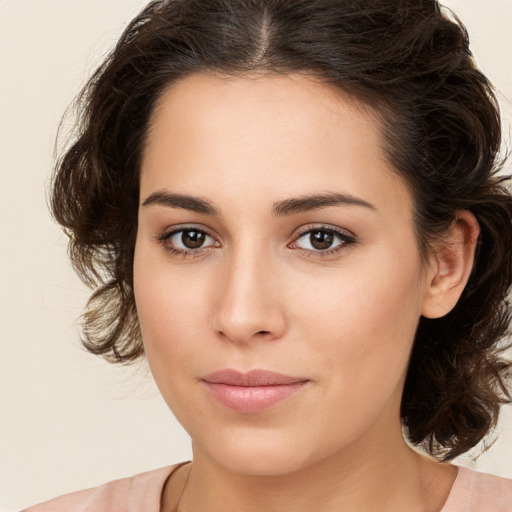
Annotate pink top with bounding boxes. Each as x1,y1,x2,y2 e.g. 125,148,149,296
23,464,512,512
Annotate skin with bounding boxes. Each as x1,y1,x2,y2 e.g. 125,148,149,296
134,73,479,512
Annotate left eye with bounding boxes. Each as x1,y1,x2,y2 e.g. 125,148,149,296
294,229,348,251
167,229,216,250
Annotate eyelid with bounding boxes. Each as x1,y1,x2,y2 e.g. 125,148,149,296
155,223,221,257
291,223,356,241
156,223,218,241
288,223,357,255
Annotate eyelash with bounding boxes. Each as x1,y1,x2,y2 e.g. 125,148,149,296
156,224,217,259
290,225,357,257
156,224,357,259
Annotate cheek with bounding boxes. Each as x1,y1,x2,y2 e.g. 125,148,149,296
294,246,425,387
136,276,196,345
133,244,217,378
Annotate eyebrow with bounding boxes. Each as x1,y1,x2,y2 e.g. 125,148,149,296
142,191,219,215
271,192,377,216
141,190,376,216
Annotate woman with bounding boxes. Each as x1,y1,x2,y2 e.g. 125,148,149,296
25,0,512,510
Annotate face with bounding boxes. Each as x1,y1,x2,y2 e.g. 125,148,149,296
134,73,430,475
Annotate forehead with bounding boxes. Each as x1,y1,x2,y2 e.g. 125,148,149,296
144,72,383,161
140,72,411,220
147,73,383,165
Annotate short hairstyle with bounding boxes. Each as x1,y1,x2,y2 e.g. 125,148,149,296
52,0,512,461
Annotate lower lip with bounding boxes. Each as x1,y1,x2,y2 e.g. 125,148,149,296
204,382,309,413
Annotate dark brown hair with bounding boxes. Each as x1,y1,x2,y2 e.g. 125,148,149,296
52,0,512,461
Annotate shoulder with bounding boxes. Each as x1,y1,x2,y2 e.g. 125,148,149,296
442,465,512,512
22,465,180,512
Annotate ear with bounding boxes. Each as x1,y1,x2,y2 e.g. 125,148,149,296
421,210,480,319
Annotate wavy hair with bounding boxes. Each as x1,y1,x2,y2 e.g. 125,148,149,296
51,0,512,460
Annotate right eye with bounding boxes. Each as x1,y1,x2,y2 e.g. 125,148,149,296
159,227,220,256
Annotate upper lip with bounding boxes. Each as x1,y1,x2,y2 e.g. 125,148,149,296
202,369,308,386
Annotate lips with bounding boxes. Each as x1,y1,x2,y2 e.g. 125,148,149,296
202,369,309,413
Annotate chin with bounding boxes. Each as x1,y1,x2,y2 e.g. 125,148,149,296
192,426,333,477
208,449,309,476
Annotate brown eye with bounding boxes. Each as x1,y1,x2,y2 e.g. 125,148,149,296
181,230,206,249
293,227,354,253
310,230,334,250
164,228,218,252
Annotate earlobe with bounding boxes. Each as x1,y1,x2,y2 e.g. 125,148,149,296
421,211,480,319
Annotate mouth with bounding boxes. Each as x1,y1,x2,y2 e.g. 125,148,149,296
202,369,310,413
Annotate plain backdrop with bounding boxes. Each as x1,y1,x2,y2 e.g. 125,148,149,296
1,1,511,510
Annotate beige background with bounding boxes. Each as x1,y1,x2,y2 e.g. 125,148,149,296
1,1,511,510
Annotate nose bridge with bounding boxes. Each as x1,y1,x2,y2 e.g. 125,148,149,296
213,238,285,343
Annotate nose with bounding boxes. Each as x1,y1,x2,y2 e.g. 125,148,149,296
212,247,287,344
